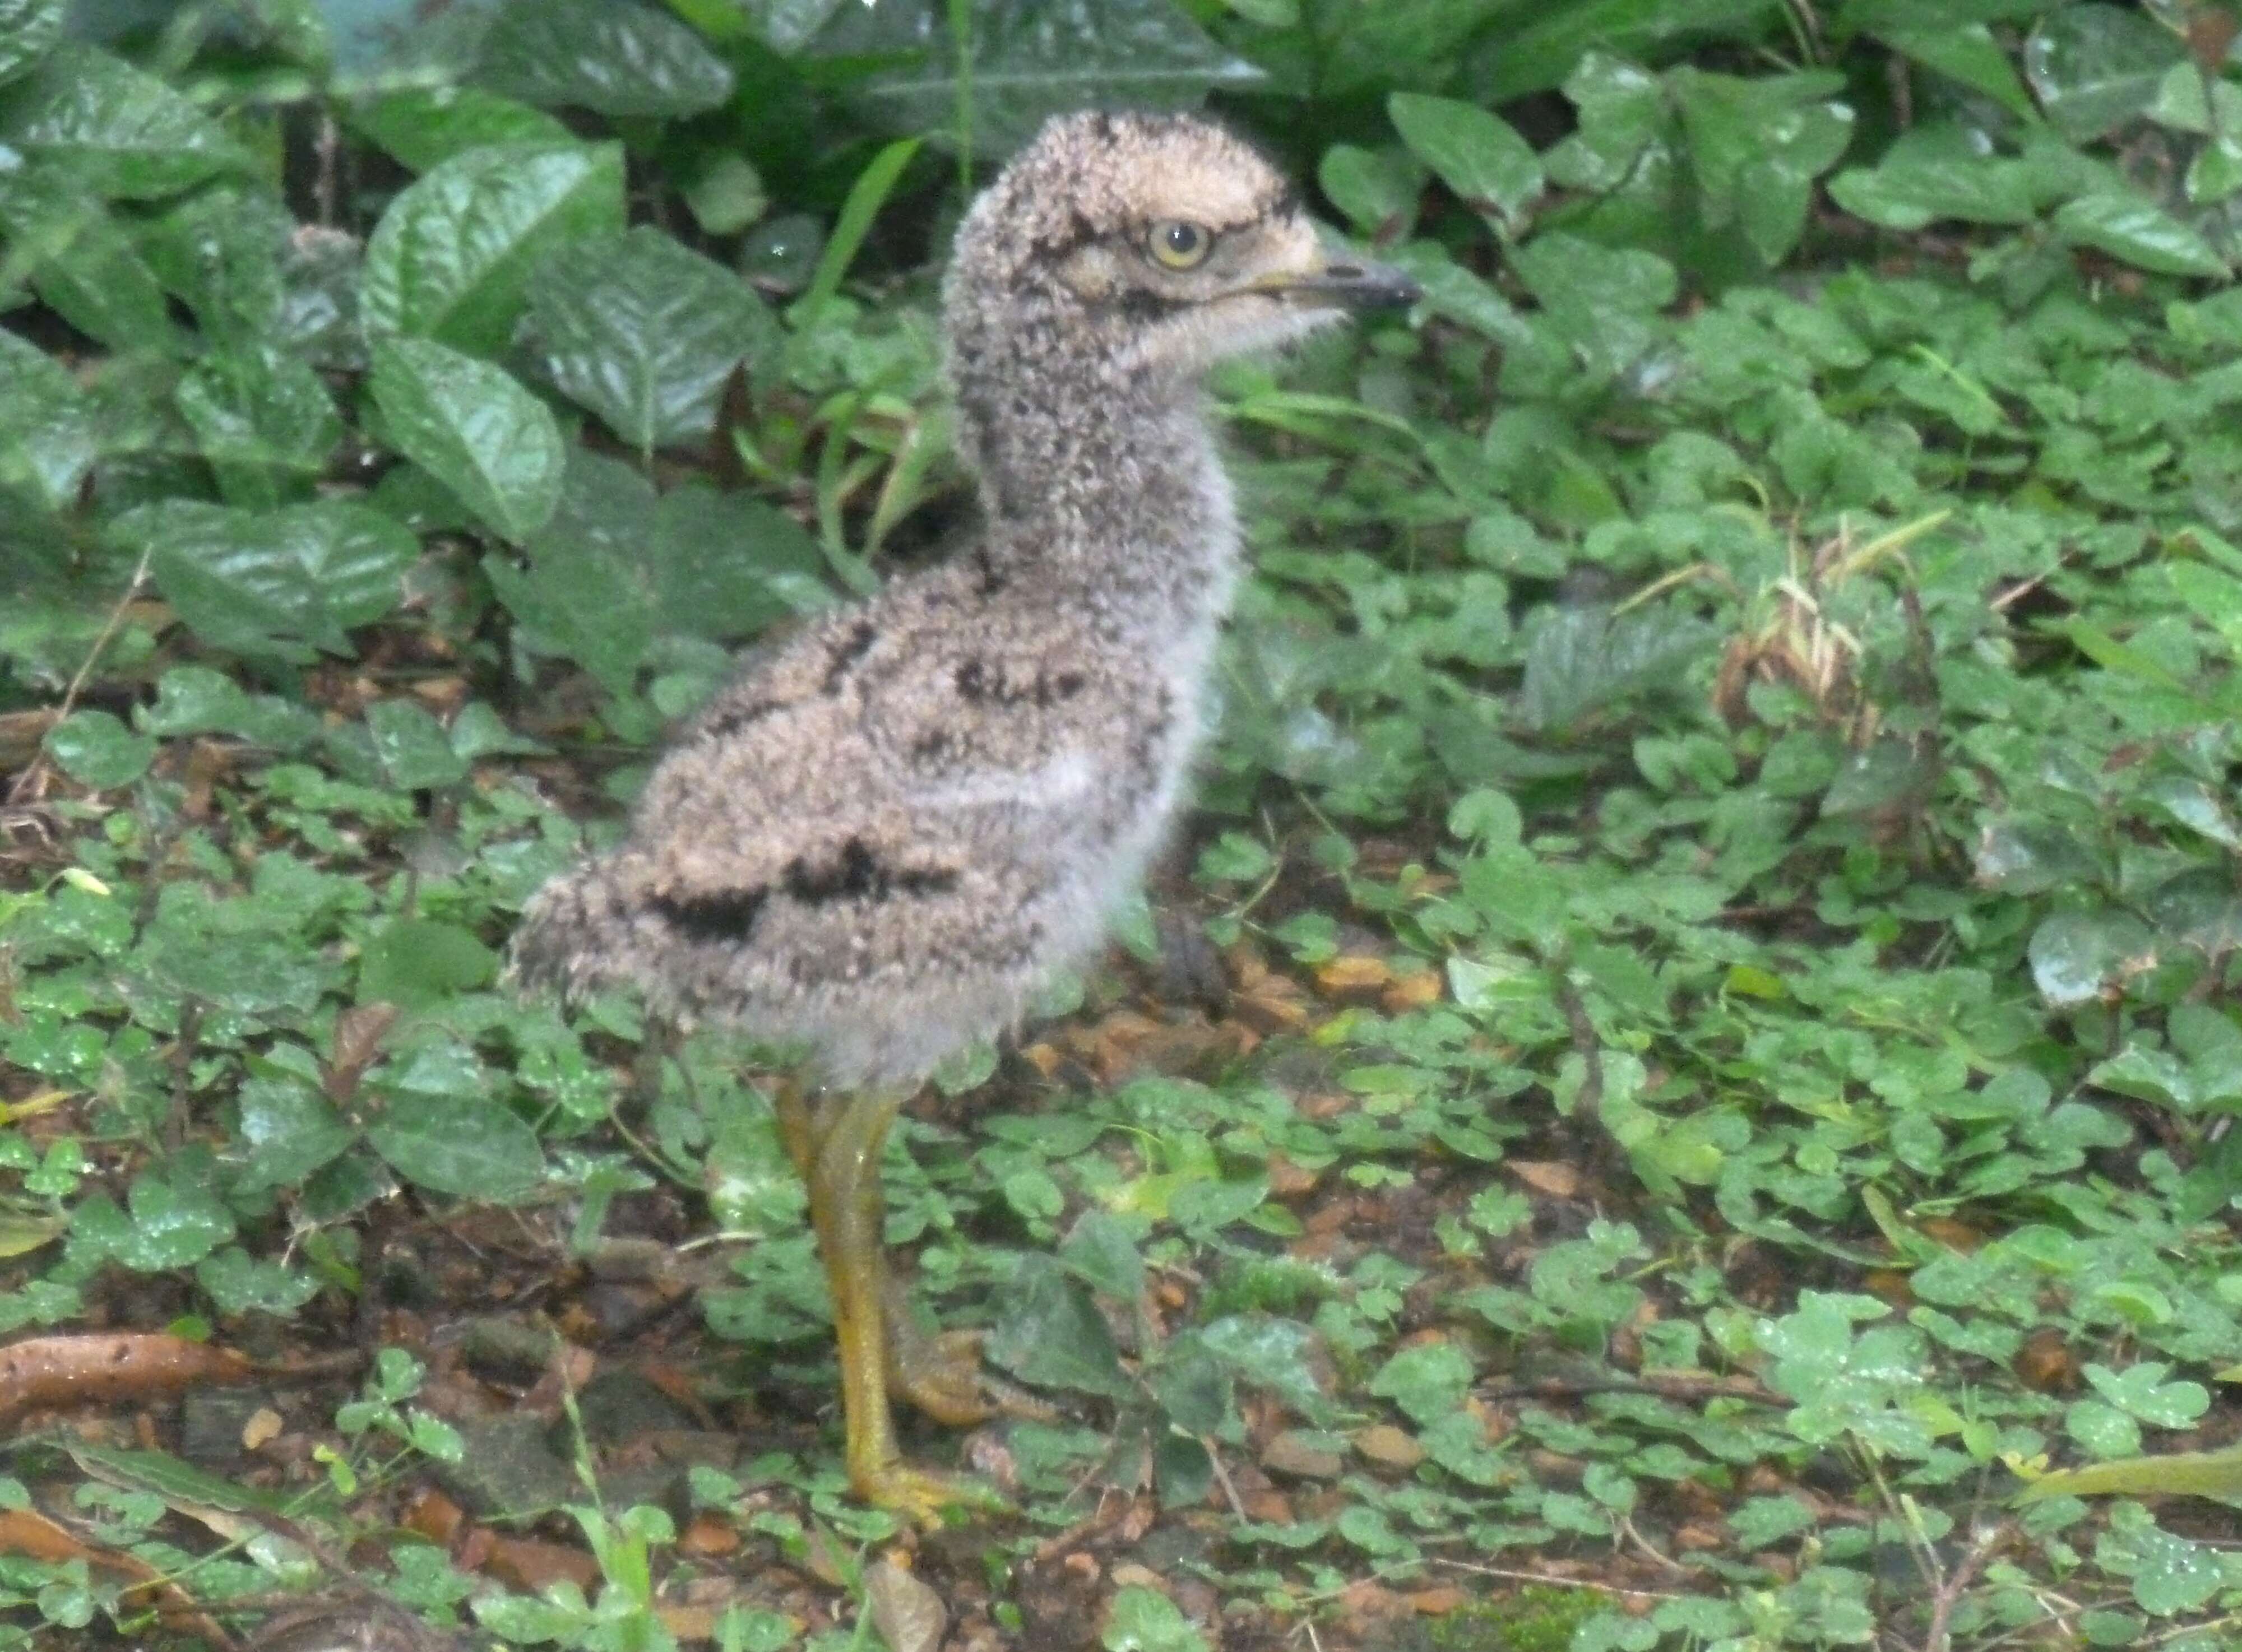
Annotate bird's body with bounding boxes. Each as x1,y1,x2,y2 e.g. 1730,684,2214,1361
512,109,1416,1518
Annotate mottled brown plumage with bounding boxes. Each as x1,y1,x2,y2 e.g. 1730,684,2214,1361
511,109,1416,1516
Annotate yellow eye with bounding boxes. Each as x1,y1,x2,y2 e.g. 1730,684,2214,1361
1147,219,1213,270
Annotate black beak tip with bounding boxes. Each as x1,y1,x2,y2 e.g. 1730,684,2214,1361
1324,261,1423,310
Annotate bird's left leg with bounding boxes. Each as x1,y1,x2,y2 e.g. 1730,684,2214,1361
773,1082,997,1522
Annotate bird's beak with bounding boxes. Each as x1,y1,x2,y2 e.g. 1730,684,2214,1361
1251,257,1421,311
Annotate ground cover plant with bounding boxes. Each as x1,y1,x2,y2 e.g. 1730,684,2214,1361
2,0,2242,1647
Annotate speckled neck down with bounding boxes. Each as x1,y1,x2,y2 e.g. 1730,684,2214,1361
509,109,1356,1090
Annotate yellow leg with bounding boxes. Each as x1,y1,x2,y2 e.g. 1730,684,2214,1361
771,1083,999,1523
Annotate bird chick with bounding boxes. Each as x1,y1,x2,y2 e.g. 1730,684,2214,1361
512,109,1417,1519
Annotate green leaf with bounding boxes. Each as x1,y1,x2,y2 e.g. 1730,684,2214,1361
117,1173,235,1270
364,700,471,791
359,918,497,1010
124,499,418,661
2023,3,2185,143
0,41,247,197
986,1257,1131,1398
175,346,342,510
0,324,94,510
1368,1341,1472,1426
235,1075,354,1189
2054,193,2229,278
1315,143,1422,238
369,336,565,542
1872,22,2036,121
361,140,626,354
367,1091,544,1203
526,226,776,452
0,185,178,352
1479,0,1784,103
2028,908,2157,1008
352,84,573,174
1102,1585,1209,1652
139,187,293,352
1388,92,1542,234
646,482,828,639
475,0,735,117
0,0,64,89
794,136,923,332
43,711,152,790
1058,1210,1144,1301
1826,126,2037,230
485,450,659,691
816,0,1264,156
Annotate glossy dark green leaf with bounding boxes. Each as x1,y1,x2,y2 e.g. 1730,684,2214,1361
1388,92,1542,233
1516,604,1710,735
986,1257,1131,1398
139,187,292,351
2023,4,2184,143
2028,908,2157,1008
235,1075,355,1189
175,346,342,510
1058,1210,1144,1301
646,481,828,639
0,325,94,510
0,0,64,87
0,184,178,352
0,41,247,197
2053,193,2229,278
122,499,419,660
364,700,472,792
1673,66,1855,264
1315,144,1422,238
814,0,1264,155
361,140,626,354
475,0,733,117
484,449,655,692
367,1090,544,1202
1872,21,2036,120
1475,0,1785,104
1827,126,2037,230
526,226,776,451
359,917,497,1009
369,336,565,542
43,709,153,790
352,84,572,174
141,665,321,750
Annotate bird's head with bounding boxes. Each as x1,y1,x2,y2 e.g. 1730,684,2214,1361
945,110,1418,388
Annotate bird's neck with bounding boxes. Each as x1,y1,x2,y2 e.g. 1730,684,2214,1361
957,369,1238,626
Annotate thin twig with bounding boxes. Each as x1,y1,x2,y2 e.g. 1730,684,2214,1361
1919,1521,2003,1652
6,544,154,806
1428,1557,1688,1602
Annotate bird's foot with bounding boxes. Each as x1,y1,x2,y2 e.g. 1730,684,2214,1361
851,1458,1007,1526
884,1317,1062,1427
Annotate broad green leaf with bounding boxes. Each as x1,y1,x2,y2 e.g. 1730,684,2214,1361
485,449,658,691
363,700,471,791
1103,1585,1208,1652
352,85,572,174
117,1174,236,1270
813,0,1264,156
0,324,94,509
0,186,177,351
359,918,497,1009
236,1076,354,1189
1873,22,2037,121
1477,0,1785,103
526,226,776,451
361,140,625,353
2054,193,2229,278
1827,126,2037,230
2021,1440,2242,1506
0,0,63,88
142,666,321,750
0,41,246,197
1316,144,1423,238
1367,1340,1472,1426
175,346,342,510
2028,908,2157,1008
123,498,419,660
43,711,152,790
647,482,828,639
140,187,293,350
2023,3,2185,143
475,0,735,117
369,336,565,542
1388,92,1542,233
986,1257,1130,1398
367,1092,544,1202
